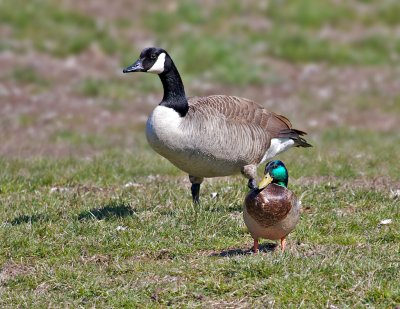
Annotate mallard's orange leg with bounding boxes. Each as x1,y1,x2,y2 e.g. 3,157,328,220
280,237,286,252
253,239,259,253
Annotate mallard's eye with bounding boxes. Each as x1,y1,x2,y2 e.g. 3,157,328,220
150,54,157,60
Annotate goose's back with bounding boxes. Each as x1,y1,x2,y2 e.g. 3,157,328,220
183,95,293,163
187,95,293,136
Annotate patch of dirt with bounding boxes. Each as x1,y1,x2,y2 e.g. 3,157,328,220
80,254,111,265
49,184,116,195
201,299,250,309
131,274,185,291
0,261,33,284
0,47,153,157
34,282,51,295
61,0,151,22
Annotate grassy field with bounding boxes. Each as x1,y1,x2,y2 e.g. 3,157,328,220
1,0,399,307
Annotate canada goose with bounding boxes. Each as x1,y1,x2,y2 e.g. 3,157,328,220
123,47,311,203
244,160,301,253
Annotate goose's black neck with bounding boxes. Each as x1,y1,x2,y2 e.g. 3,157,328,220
158,63,189,117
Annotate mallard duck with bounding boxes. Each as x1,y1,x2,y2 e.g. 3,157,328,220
123,47,311,203
243,160,300,253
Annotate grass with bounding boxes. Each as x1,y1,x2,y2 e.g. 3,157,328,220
77,77,160,100
0,0,118,57
1,0,400,307
8,66,49,86
1,129,399,307
144,0,400,72
266,0,356,29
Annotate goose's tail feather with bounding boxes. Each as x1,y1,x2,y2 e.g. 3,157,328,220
278,129,312,148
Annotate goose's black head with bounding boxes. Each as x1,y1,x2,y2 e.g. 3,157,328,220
123,47,172,75
123,47,188,117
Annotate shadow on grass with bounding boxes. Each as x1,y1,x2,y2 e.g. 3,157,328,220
9,213,49,226
211,242,277,257
78,203,135,221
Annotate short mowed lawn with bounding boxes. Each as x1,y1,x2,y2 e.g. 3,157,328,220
1,0,400,307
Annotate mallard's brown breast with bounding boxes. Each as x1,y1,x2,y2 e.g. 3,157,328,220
244,184,294,227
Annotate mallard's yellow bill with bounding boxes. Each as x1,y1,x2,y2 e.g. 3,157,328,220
258,173,273,189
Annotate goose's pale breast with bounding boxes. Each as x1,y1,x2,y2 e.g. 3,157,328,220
146,106,246,177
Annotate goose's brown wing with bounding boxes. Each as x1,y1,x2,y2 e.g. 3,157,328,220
182,95,309,165
187,95,293,139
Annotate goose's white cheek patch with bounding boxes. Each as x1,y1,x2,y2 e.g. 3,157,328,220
147,52,166,74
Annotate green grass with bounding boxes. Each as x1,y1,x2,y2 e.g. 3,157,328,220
77,77,160,100
143,0,400,71
266,0,356,29
261,30,398,65
1,128,399,307
1,0,400,307
2,0,400,85
0,0,118,57
273,127,400,180
174,38,264,86
8,66,49,86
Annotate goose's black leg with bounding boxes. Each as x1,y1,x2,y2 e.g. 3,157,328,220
191,183,201,204
189,175,204,204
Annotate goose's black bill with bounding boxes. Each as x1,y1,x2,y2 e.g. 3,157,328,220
123,59,144,73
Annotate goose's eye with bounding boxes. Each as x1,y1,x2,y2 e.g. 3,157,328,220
150,54,157,60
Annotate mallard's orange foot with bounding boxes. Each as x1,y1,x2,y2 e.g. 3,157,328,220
253,239,259,253
280,237,286,252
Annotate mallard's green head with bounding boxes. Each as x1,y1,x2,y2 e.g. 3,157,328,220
258,160,289,189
